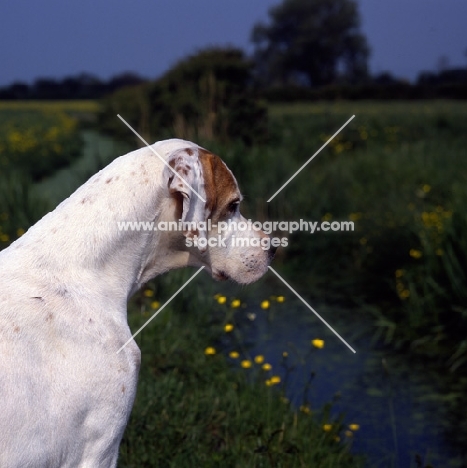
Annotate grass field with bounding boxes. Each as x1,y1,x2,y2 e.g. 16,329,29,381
0,99,99,113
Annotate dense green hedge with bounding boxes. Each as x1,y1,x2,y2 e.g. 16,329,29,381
98,47,268,146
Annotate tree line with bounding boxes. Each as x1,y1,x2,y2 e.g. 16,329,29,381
0,72,146,100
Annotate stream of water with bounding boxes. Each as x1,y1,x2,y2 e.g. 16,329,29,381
225,295,462,468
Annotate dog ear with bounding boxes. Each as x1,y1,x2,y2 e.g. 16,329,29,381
165,148,208,252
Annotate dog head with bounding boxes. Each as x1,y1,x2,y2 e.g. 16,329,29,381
163,141,274,285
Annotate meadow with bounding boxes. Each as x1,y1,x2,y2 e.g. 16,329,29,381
0,99,466,466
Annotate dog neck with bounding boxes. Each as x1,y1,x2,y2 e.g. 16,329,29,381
2,146,190,305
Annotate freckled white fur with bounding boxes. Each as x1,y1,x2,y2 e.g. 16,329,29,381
0,139,270,467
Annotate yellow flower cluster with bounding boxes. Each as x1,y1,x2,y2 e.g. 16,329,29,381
322,423,359,434
394,270,410,299
320,133,353,154
420,207,452,232
0,112,77,161
213,295,241,308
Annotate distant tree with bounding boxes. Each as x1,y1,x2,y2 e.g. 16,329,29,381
373,72,400,85
251,0,369,86
0,82,29,99
62,73,104,99
436,55,450,73
33,78,61,99
107,72,146,92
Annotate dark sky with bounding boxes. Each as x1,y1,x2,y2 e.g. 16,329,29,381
1,0,466,86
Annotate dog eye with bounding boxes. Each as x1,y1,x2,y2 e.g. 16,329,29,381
227,200,240,214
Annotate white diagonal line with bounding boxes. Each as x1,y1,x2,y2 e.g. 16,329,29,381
117,114,206,203
268,266,356,353
267,115,355,202
116,266,205,354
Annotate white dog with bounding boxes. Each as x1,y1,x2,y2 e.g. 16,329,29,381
0,139,273,467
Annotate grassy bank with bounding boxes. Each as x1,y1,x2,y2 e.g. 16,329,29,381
119,275,364,467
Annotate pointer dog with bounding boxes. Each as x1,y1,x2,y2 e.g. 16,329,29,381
0,139,273,467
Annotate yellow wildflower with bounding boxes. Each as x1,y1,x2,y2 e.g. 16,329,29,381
409,249,422,259
400,289,410,299
143,289,154,297
224,323,234,332
231,299,241,308
349,424,360,431
349,212,362,222
260,300,270,309
204,347,216,355
311,339,325,349
323,424,332,432
262,363,272,371
217,296,227,304
241,360,252,369
254,355,264,364
229,351,239,359
276,296,285,303
151,301,160,309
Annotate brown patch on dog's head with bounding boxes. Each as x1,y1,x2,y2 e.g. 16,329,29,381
198,149,241,221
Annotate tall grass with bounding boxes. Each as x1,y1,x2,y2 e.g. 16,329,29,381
0,173,50,246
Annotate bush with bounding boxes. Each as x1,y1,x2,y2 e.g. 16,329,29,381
98,47,268,146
